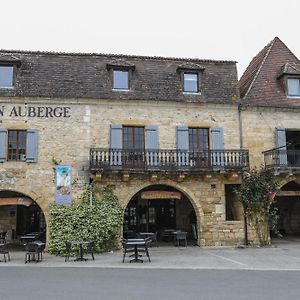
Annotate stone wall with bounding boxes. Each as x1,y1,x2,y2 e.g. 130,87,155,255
0,97,245,246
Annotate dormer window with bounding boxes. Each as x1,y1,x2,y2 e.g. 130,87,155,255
177,62,205,94
113,70,129,90
106,60,135,92
183,73,199,93
0,65,14,88
287,78,300,97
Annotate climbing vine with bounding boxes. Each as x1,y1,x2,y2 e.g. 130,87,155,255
235,167,280,246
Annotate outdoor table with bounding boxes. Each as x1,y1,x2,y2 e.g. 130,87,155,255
139,232,155,239
71,241,91,261
20,235,37,243
125,238,147,263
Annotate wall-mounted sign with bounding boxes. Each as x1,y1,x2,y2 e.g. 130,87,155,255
55,165,72,205
141,191,181,200
0,105,71,118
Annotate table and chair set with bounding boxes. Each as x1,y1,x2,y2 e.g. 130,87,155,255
65,240,95,262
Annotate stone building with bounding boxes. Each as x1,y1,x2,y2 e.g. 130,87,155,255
0,49,250,247
239,37,300,237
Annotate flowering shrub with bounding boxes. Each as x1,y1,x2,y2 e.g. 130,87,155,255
48,186,124,255
235,167,280,246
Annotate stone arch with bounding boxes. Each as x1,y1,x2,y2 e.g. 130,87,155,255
123,179,204,222
279,176,300,189
123,179,204,245
0,185,49,241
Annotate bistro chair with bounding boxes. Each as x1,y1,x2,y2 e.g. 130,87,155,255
0,232,7,244
65,241,79,262
137,237,151,262
0,243,10,262
87,241,95,260
122,239,135,263
174,231,187,247
25,242,40,263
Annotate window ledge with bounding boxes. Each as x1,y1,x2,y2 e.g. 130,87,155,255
0,86,14,90
183,91,201,95
287,95,300,99
112,88,130,92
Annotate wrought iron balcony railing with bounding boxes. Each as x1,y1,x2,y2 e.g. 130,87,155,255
264,149,300,169
90,148,249,172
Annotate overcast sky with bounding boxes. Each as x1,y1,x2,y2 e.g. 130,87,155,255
1,0,300,78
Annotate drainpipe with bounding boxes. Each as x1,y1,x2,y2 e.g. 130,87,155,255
238,103,248,246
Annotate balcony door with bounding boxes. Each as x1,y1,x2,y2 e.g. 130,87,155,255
188,128,209,167
123,126,145,167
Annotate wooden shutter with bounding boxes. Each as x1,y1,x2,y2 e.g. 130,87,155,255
275,126,287,165
176,126,189,167
211,127,224,167
26,129,38,163
145,125,159,167
109,124,122,166
0,128,7,163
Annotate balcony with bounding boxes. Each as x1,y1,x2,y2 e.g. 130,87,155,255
264,149,300,171
90,148,249,173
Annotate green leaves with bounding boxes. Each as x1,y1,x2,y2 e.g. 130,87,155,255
235,167,280,246
48,186,123,256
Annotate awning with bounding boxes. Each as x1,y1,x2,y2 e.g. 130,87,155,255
0,197,33,207
141,191,181,200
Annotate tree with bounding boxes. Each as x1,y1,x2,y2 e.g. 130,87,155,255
235,167,280,246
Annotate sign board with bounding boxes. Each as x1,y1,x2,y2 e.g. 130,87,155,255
55,165,72,205
141,191,181,200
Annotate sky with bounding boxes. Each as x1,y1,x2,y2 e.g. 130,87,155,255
1,0,300,78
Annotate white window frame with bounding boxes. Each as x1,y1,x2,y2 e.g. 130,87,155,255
112,69,129,91
287,78,300,97
0,65,14,89
183,72,199,94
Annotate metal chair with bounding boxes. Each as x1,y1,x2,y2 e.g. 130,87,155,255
0,232,7,244
137,237,151,262
0,243,10,262
87,241,95,260
65,241,79,262
122,239,135,263
174,231,187,247
25,242,40,263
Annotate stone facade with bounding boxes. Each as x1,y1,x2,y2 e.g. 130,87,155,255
0,96,246,246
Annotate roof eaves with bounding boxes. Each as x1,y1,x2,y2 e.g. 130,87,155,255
0,49,237,64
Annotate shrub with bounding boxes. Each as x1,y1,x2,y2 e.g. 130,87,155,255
48,186,124,255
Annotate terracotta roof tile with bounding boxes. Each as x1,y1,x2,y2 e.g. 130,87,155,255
239,37,300,108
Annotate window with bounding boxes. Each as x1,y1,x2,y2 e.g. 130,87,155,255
183,73,198,93
287,78,300,97
8,130,27,161
188,128,209,167
189,128,209,151
0,65,14,88
123,126,144,149
225,184,242,221
113,70,129,90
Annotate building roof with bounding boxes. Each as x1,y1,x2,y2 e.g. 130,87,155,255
0,49,239,104
239,37,300,108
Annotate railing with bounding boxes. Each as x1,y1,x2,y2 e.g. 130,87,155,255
264,149,300,169
90,148,249,172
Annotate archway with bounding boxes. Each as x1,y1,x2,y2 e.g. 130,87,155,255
273,181,300,238
123,184,198,244
0,190,46,242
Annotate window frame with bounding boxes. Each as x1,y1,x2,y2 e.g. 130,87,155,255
287,77,300,97
112,69,130,91
123,126,145,150
7,129,27,161
188,127,209,151
183,72,200,94
0,64,15,89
